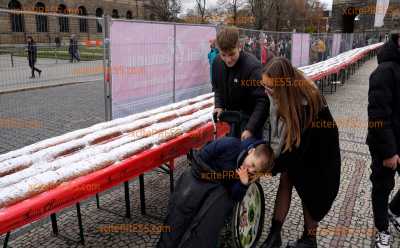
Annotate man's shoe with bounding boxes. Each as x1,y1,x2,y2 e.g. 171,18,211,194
286,236,317,248
38,70,42,77
260,229,282,248
374,230,391,248
388,209,400,233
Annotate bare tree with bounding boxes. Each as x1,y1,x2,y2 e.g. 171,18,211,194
245,0,325,32
195,0,207,23
218,0,245,25
144,0,182,21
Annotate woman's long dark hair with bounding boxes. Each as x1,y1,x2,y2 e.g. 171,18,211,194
262,57,324,152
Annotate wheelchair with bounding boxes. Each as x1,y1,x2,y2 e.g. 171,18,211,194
215,111,266,248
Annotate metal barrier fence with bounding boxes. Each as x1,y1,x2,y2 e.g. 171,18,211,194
236,28,385,66
0,9,104,93
107,19,216,119
0,9,107,154
0,8,385,155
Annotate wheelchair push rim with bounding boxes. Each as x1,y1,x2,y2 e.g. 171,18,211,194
233,182,265,248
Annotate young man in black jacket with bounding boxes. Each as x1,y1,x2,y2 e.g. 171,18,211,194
212,27,269,140
367,32,400,248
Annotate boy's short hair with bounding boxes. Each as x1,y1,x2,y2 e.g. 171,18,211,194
254,144,275,173
217,26,240,52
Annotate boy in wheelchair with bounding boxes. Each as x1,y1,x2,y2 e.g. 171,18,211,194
157,136,274,248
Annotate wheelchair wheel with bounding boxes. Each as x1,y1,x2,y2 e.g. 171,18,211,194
218,182,265,248
233,182,265,248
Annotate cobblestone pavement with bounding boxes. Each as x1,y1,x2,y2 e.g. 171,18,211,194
0,80,106,154
1,57,400,248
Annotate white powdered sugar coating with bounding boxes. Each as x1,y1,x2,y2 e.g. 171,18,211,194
0,94,214,209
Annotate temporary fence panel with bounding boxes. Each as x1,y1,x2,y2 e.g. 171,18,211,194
109,20,216,119
332,33,342,57
291,33,310,67
174,24,215,102
0,9,106,155
109,20,175,119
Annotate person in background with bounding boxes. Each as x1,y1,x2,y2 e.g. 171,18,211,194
255,39,262,61
27,36,41,79
316,38,326,62
243,36,252,53
55,36,61,48
367,31,400,248
261,40,268,65
69,34,80,63
208,39,219,82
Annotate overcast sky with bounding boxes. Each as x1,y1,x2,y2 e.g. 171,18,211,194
181,0,333,14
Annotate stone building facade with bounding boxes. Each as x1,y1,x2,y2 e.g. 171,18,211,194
330,0,400,33
0,0,152,44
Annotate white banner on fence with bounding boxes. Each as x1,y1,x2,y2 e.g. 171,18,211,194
332,33,342,57
109,20,215,119
374,0,390,27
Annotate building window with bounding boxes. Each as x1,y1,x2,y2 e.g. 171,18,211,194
8,0,24,32
78,6,88,32
112,9,119,18
35,2,47,32
126,10,133,19
57,4,69,32
96,8,103,33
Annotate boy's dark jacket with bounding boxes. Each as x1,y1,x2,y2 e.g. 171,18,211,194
189,136,258,202
367,34,400,159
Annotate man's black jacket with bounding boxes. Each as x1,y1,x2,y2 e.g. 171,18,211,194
211,51,269,134
27,42,37,63
367,34,400,159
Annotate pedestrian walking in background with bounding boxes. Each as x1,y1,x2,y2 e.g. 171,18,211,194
69,34,80,63
27,36,41,79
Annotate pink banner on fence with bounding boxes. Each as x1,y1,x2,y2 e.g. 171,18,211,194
301,33,310,67
291,33,302,67
291,33,310,67
175,25,216,94
110,21,175,117
109,21,216,118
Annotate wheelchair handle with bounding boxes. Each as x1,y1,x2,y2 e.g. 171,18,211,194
217,111,243,125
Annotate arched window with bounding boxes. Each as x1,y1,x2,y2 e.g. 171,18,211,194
35,2,47,32
95,8,103,33
112,9,119,18
126,10,133,19
8,0,24,32
57,4,69,32
78,6,88,32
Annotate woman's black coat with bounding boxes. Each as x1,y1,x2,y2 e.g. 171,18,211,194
272,105,341,222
